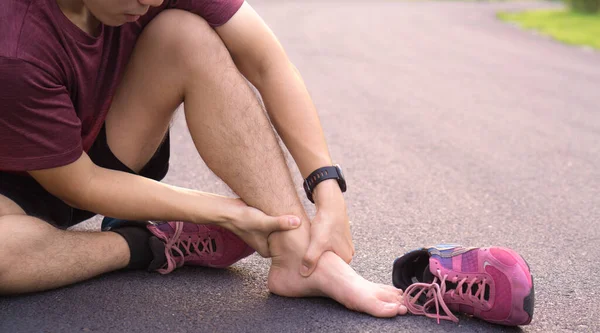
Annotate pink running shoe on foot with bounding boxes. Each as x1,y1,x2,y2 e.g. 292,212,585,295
147,222,255,274
392,244,534,326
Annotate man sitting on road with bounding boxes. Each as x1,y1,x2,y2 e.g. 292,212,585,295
0,0,407,317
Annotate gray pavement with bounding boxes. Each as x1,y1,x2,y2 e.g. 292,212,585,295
2,1,599,332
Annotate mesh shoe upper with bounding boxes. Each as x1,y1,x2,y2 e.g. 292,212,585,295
393,244,534,326
147,221,255,274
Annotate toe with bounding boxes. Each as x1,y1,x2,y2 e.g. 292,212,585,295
380,284,398,291
376,287,403,306
380,284,404,295
368,301,400,318
398,304,408,316
350,288,400,318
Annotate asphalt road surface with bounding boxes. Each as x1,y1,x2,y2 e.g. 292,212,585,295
1,1,599,332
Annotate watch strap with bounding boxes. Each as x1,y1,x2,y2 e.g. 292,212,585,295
303,166,344,203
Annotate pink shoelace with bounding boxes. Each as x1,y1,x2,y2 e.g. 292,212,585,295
158,222,216,274
403,269,489,324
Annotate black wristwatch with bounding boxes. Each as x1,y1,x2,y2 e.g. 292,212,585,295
303,164,347,203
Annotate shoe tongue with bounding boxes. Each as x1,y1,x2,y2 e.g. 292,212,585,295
157,222,175,233
422,264,436,283
423,263,462,295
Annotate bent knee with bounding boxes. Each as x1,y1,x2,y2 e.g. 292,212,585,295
141,9,230,69
0,215,57,273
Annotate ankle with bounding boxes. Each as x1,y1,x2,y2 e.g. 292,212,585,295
110,226,155,270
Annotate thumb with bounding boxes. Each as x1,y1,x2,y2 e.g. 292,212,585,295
301,241,324,277
269,215,301,232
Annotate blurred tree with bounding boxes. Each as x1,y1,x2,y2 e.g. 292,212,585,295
565,0,599,13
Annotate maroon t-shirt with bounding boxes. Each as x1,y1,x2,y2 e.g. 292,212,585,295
0,0,243,172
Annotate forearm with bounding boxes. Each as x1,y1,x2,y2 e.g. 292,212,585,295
252,60,333,177
73,165,243,225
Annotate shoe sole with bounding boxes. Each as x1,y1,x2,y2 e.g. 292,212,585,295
500,249,535,326
521,256,535,325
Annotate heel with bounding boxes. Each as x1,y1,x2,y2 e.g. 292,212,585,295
522,275,535,324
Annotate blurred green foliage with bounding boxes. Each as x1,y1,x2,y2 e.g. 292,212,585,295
564,0,599,14
498,10,600,49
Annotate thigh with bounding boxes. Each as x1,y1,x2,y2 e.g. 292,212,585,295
105,9,214,173
0,172,74,228
0,193,25,217
0,125,172,229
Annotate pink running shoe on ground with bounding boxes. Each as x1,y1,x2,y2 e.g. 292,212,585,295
147,221,256,274
392,244,534,326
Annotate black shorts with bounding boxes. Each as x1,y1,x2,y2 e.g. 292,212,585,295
0,126,170,229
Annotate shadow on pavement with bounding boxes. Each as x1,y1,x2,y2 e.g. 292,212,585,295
0,267,527,333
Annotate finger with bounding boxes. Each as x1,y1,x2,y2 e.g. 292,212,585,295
268,215,301,233
256,246,271,258
255,238,271,258
301,241,326,277
339,247,354,264
336,242,354,264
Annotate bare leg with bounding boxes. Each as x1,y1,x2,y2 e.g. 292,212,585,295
105,10,404,317
0,196,129,295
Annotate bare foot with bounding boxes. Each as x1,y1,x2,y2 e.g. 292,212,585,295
268,251,408,318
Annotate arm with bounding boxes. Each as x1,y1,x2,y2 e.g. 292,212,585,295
29,153,300,257
215,2,354,275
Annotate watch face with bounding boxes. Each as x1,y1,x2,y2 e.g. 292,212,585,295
335,164,344,179
334,164,347,192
